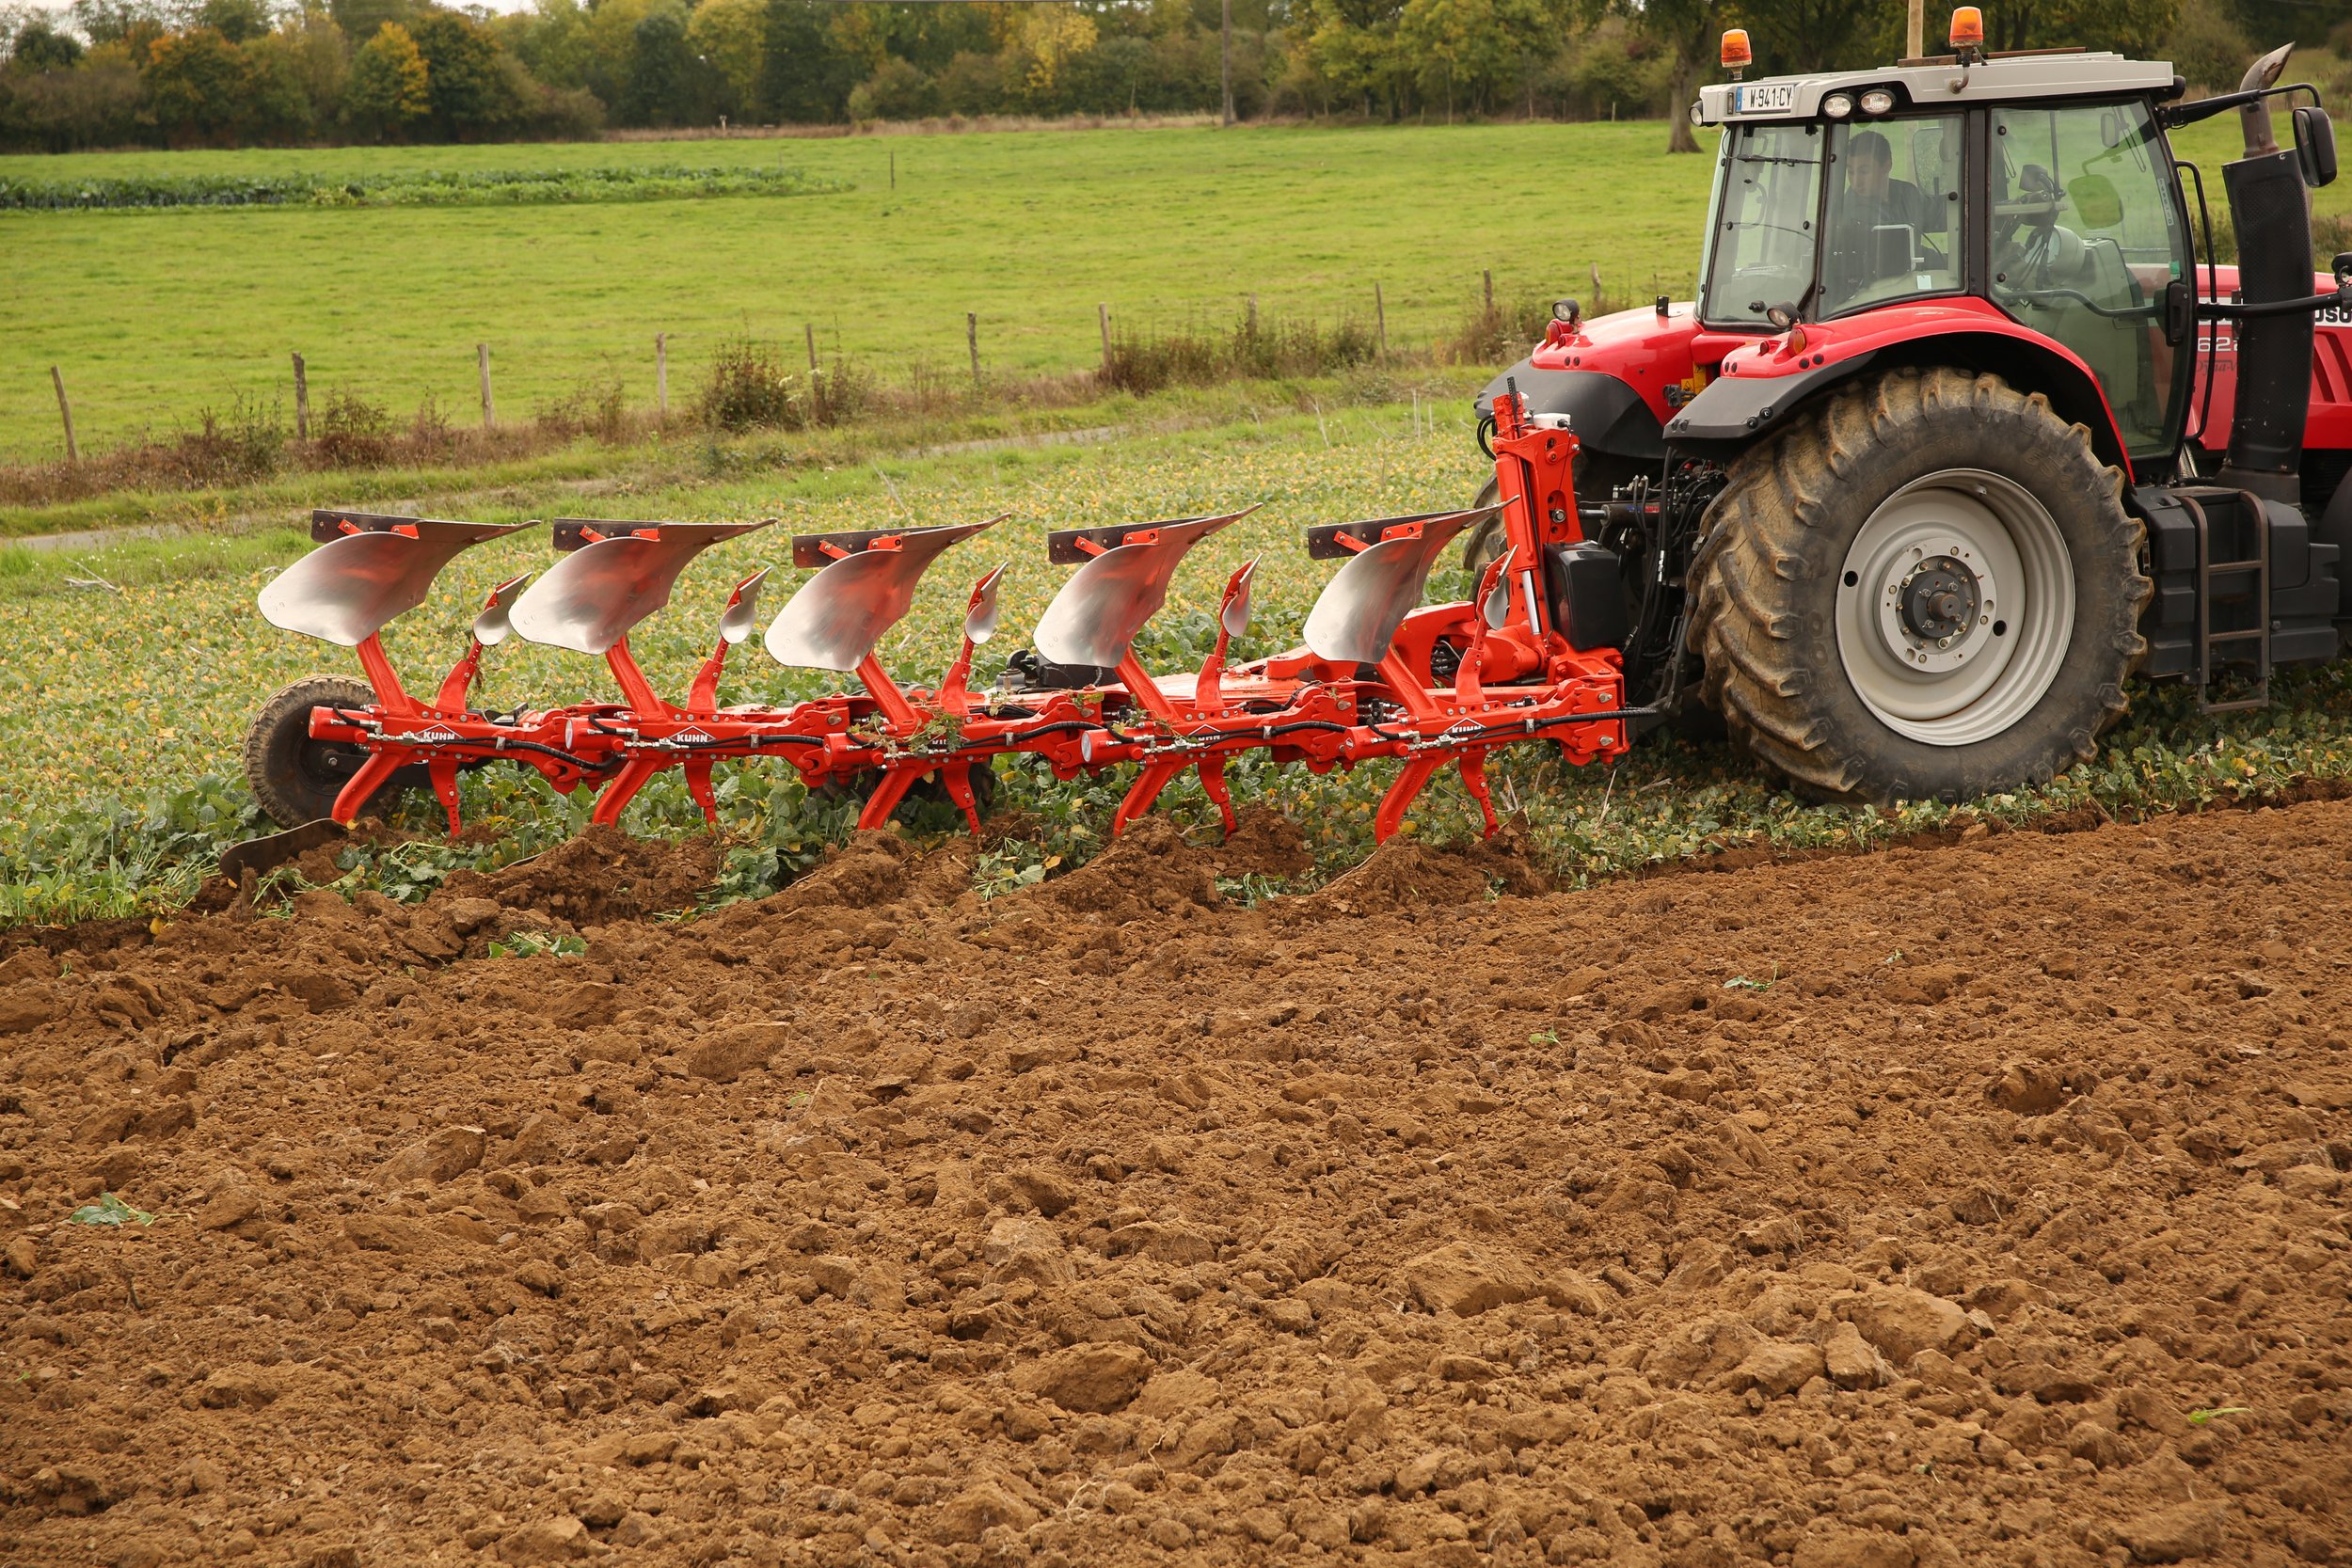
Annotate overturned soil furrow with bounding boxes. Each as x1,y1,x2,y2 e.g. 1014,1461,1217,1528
2,802,2349,1568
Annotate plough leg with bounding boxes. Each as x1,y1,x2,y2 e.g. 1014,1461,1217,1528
1459,752,1498,839
332,752,406,828
427,757,463,839
1111,758,1190,837
857,768,922,831
1374,753,1448,843
591,756,667,828
941,762,983,837
1197,756,1237,837
684,757,719,826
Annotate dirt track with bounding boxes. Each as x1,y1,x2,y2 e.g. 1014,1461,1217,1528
3,800,2350,1568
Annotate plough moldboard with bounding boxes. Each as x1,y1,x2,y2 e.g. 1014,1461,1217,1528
246,394,1641,851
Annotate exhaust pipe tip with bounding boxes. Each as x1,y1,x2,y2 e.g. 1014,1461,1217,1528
2238,41,2295,157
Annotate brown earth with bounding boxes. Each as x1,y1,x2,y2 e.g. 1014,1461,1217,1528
3,798,2351,1568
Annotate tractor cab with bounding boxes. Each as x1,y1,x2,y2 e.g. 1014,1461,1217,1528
1692,43,2196,460
1467,10,2351,809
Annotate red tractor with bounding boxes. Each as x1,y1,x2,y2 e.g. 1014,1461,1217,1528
1466,18,2349,801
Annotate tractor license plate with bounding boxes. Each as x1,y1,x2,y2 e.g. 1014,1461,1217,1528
1734,83,1796,115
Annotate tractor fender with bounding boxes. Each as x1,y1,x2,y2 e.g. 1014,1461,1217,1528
1665,315,2136,477
1473,366,1667,462
1663,354,1878,454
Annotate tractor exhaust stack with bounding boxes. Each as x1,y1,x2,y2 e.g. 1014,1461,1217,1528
2215,42,2315,506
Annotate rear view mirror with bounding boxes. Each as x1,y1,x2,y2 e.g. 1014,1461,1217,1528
2068,173,2124,229
2295,104,2337,188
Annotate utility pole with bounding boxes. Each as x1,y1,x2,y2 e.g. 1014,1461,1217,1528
1906,0,1924,58
1220,0,1234,127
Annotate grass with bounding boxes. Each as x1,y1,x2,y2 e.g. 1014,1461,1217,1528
1,115,2336,467
7,385,2352,928
0,120,1718,461
6,113,2352,923
0,164,845,210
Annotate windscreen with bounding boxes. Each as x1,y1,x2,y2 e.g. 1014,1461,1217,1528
1701,122,1826,327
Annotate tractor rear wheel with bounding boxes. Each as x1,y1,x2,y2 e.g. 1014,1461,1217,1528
244,674,426,828
1686,366,2149,803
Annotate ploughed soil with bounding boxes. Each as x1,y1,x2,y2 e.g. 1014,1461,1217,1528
3,803,2350,1568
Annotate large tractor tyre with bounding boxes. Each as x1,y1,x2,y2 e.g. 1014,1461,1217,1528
1686,366,2149,804
244,674,427,829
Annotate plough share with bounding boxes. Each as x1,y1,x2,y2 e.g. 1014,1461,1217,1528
246,390,1640,847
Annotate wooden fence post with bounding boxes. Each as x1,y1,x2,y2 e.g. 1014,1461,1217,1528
1374,283,1388,362
656,333,669,421
1247,294,1259,336
49,366,77,466
477,342,494,428
890,150,897,190
1483,269,1494,317
805,323,818,372
291,351,310,442
967,312,980,388
1098,303,1112,374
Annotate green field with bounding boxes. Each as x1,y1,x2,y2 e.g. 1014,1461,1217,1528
6,116,2352,923
1,117,2328,465
8,389,2352,926
0,121,1724,462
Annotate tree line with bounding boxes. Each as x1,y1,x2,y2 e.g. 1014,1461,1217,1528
0,0,2320,154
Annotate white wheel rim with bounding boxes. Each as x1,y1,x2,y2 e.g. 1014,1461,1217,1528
1835,469,2074,748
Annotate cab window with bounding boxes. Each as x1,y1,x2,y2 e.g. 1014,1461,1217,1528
1820,114,1966,316
1991,99,2193,455
1701,122,1826,327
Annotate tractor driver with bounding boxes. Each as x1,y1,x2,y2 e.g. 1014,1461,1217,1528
1824,130,1943,306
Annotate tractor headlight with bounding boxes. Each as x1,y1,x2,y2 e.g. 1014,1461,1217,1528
1860,87,1896,116
1689,100,1704,126
1822,92,1854,119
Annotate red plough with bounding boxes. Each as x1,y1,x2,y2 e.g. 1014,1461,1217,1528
246,391,1638,847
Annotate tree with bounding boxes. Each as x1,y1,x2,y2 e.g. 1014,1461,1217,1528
11,18,86,70
687,0,766,117
1298,0,1412,119
1742,0,1894,73
1979,0,2177,55
199,0,273,46
70,0,169,47
145,26,251,143
619,6,694,125
244,26,320,139
408,9,514,138
1394,0,1552,119
344,19,428,137
1580,0,1732,151
757,0,852,122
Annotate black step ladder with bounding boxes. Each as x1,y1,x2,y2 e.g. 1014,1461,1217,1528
2179,488,2271,713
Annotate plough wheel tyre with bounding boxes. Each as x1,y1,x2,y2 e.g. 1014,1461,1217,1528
1686,367,2149,806
815,765,1000,825
243,674,428,830
1459,478,1504,577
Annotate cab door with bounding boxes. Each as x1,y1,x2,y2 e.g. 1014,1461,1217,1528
1987,98,2197,463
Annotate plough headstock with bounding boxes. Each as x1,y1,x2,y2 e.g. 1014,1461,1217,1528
248,398,1640,854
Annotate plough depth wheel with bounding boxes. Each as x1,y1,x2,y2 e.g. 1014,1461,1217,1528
244,674,428,827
